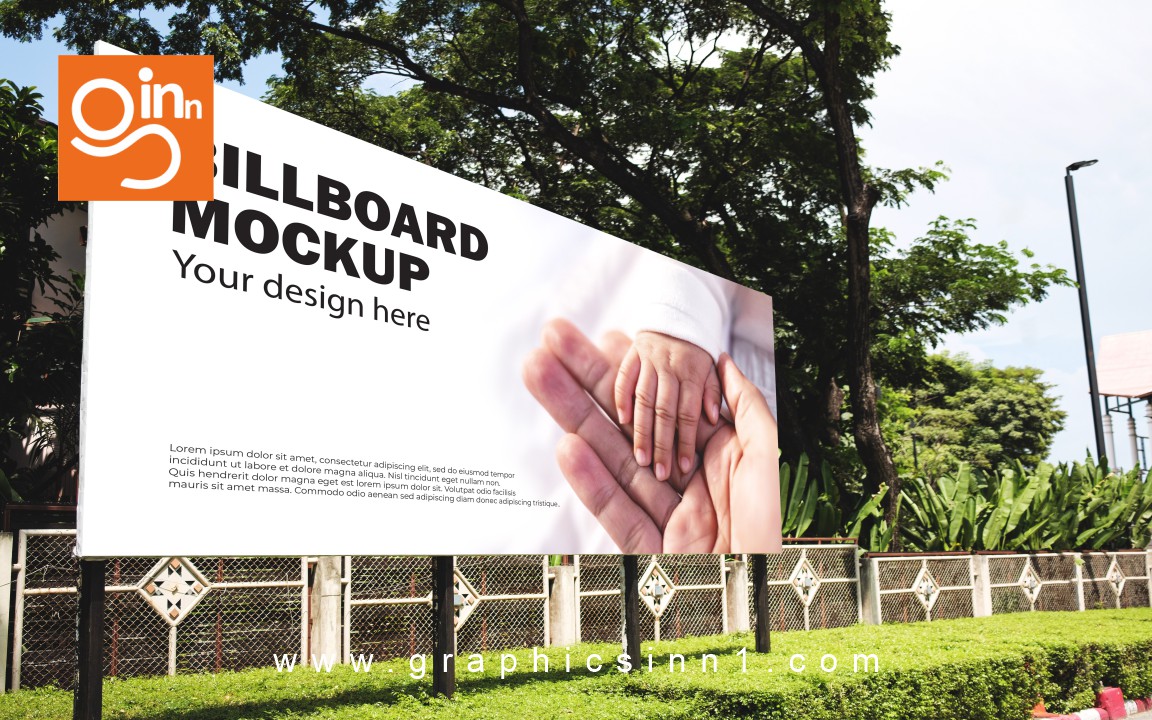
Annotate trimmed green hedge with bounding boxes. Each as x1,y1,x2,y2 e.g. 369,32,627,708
3,609,1152,719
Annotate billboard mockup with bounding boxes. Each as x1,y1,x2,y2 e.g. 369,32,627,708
77,56,781,557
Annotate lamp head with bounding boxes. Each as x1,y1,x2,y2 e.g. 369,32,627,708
1067,159,1099,172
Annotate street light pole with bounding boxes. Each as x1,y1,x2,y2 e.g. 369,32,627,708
1064,159,1107,465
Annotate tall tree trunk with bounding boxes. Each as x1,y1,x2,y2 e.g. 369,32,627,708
740,2,902,537
815,12,902,540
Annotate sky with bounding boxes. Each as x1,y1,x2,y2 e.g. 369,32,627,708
2,1,1150,468
858,1,1152,467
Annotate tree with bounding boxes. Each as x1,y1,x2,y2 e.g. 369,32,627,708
870,217,1070,387
886,353,1067,481
1,1,1068,525
0,79,66,343
0,78,81,502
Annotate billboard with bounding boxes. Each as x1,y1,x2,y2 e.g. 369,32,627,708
76,48,781,557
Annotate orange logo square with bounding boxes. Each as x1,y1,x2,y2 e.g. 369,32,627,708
58,55,214,201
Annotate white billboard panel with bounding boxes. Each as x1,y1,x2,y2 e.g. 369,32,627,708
78,82,779,557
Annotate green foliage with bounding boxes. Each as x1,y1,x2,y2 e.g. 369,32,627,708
0,79,68,342
871,218,1072,387
781,450,1152,552
4,611,1152,719
0,271,83,502
0,79,80,502
0,4,1070,515
0,0,997,473
884,352,1067,479
780,453,888,546
900,458,1152,552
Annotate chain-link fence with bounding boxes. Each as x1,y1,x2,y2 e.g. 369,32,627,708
455,555,548,653
988,553,1079,613
984,551,1151,615
10,535,1152,691
641,555,726,642
869,554,975,624
12,530,307,690
1031,553,1082,612
345,556,432,662
344,555,548,658
573,555,623,644
746,544,861,633
574,555,726,644
1110,551,1152,609
13,530,78,690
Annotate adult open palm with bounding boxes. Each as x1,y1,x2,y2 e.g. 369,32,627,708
523,319,781,554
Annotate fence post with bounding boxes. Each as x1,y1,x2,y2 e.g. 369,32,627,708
1146,548,1152,608
310,557,343,665
341,557,352,664
859,555,883,624
547,564,578,647
1074,553,1086,612
972,555,993,617
0,533,10,692
724,559,750,633
431,556,455,698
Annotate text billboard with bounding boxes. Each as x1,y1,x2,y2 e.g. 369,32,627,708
77,47,781,557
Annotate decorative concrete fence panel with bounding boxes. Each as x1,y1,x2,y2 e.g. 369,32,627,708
345,555,549,659
863,554,976,624
746,544,862,633
12,530,308,691
637,555,727,642
453,555,549,653
988,553,1083,613
344,555,433,662
983,551,1150,615
574,555,727,644
8,532,1152,692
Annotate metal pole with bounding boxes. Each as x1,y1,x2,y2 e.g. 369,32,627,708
1064,165,1107,464
74,559,105,720
621,556,641,663
751,554,770,652
430,556,455,698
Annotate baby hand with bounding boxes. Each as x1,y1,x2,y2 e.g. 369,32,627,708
614,331,721,481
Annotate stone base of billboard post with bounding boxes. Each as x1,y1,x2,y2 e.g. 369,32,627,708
547,565,578,647
725,560,750,633
309,557,342,664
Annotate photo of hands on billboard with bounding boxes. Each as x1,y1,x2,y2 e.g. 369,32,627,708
521,251,781,556
78,85,782,558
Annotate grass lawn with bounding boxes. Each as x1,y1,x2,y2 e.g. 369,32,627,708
4,609,1152,719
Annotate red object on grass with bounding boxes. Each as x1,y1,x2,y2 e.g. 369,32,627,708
1098,687,1126,719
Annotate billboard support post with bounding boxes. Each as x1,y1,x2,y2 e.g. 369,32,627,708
431,556,455,698
74,559,105,720
751,554,771,652
621,556,641,661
